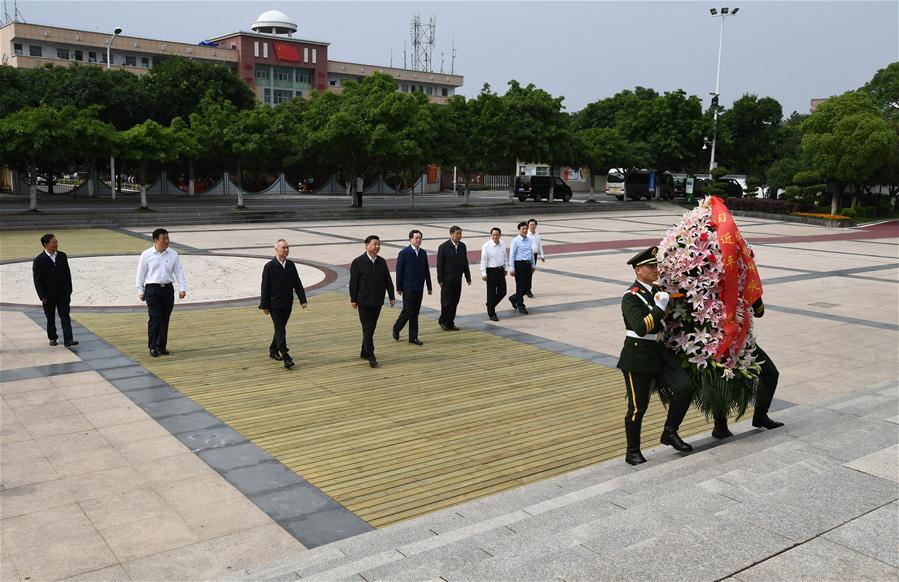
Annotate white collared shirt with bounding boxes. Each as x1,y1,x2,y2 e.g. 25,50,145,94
136,246,188,294
45,250,57,264
367,253,377,264
480,239,506,276
529,230,544,258
638,280,653,293
411,245,420,257
277,257,287,269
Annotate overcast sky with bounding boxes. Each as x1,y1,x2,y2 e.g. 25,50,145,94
12,1,899,116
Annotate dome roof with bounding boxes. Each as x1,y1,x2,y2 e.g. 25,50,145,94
251,9,297,35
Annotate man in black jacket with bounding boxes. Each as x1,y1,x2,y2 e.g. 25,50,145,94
32,233,78,347
259,239,307,369
349,235,396,368
436,225,471,331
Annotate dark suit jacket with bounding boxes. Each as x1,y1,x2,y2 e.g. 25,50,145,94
349,253,396,306
617,280,668,373
396,246,432,294
33,251,73,300
259,258,307,310
436,240,471,284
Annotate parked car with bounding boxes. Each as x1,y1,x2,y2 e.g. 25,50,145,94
514,175,573,202
693,177,744,198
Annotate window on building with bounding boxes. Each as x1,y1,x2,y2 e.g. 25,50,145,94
254,41,259,58
255,66,269,82
29,45,42,57
74,50,83,61
100,52,107,64
312,48,317,64
88,51,97,63
263,88,273,105
56,48,69,60
273,89,292,104
329,79,337,86
441,87,448,97
295,68,311,86
263,42,269,59
426,86,433,95
275,69,291,82
141,57,149,68
401,84,408,93
13,43,23,55
124,55,137,66
303,47,309,63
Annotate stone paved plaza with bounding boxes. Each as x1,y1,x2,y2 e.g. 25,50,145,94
1,203,897,580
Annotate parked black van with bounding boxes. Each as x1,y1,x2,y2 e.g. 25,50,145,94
514,176,573,202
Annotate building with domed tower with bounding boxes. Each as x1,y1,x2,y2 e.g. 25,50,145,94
0,9,463,104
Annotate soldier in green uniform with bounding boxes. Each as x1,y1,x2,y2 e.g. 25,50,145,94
617,246,696,465
711,297,785,439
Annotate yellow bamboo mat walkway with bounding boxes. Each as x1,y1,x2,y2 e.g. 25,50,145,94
76,292,716,527
0,229,150,261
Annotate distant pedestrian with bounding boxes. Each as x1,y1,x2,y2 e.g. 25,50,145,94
526,218,545,298
508,221,535,315
32,233,77,347
135,228,187,357
480,227,507,322
259,239,307,369
349,235,395,368
393,230,432,345
436,225,471,331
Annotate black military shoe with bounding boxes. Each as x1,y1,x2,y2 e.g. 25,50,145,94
712,416,734,439
284,357,295,369
158,348,170,355
49,339,58,346
149,349,159,357
270,352,283,361
392,328,400,341
624,451,647,466
409,338,423,345
64,340,79,347
752,415,784,430
660,427,693,452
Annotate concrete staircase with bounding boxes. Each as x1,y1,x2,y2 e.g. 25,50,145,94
223,381,899,581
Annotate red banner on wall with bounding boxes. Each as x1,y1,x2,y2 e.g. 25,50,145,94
709,196,763,357
274,42,301,62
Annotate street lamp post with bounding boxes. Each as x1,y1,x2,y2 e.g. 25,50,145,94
707,7,738,172
106,27,121,200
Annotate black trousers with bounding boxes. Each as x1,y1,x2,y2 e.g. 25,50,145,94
42,295,73,342
269,306,292,357
394,291,423,340
145,284,174,350
754,345,779,415
439,279,462,326
510,260,533,307
358,304,382,358
528,253,539,294
485,267,507,316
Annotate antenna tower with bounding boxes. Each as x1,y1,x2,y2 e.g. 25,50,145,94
409,13,436,72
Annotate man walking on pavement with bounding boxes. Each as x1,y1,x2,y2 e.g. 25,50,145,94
135,228,187,357
526,218,545,298
393,229,432,345
508,221,536,315
350,235,396,368
259,239,307,369
480,227,507,322
436,225,471,331
32,233,78,347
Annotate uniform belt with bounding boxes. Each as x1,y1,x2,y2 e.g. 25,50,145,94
146,283,172,288
626,330,661,341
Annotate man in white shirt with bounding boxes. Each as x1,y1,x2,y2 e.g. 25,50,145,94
135,228,188,357
526,218,545,298
480,227,507,322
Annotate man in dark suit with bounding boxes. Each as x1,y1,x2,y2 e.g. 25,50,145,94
617,246,695,466
259,239,308,369
393,229,432,345
436,225,471,331
32,233,78,347
350,235,396,368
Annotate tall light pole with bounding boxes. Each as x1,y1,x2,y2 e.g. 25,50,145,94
106,27,122,199
707,7,738,172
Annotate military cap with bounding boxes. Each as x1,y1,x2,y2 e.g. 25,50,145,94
627,246,658,267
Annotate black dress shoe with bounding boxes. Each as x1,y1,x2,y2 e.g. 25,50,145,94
149,349,159,357
488,314,499,322
660,427,693,452
526,292,534,298
439,323,450,331
509,296,518,309
158,348,170,355
409,338,423,345
49,339,58,346
624,451,647,466
518,306,529,315
449,325,460,331
270,352,283,361
392,328,400,341
368,357,379,368
752,415,785,430
712,417,734,439
64,340,79,347
284,358,295,369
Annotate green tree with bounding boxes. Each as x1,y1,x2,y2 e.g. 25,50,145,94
67,106,118,197
802,91,899,214
766,158,801,197
0,105,73,211
141,58,256,124
189,97,240,201
717,94,783,177
862,61,899,119
120,119,185,209
225,106,277,208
